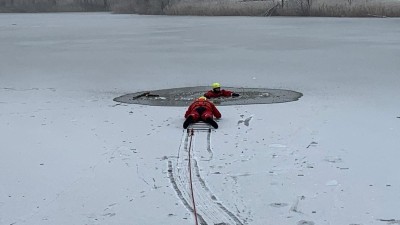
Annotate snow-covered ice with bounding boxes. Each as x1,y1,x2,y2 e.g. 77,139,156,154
1,13,400,225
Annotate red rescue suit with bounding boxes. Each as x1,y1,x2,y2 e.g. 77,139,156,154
185,99,221,122
204,89,233,99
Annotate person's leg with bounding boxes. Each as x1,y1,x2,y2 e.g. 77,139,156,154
183,112,200,129
201,113,218,129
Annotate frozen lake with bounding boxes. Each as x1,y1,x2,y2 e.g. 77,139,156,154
1,13,400,225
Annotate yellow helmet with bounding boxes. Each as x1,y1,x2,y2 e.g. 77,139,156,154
198,96,207,101
212,82,221,89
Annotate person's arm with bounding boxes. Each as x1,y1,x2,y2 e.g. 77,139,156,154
184,104,193,118
204,91,212,99
222,90,232,97
211,104,221,119
222,90,240,97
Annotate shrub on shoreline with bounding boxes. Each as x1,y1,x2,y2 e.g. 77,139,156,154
309,2,400,17
163,0,400,17
164,1,272,16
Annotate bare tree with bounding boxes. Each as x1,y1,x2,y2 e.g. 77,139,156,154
285,0,312,15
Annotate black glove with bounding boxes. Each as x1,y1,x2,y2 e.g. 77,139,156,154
232,93,240,97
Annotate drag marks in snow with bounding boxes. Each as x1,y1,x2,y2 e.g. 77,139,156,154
167,161,208,225
168,129,244,225
205,131,213,161
290,196,306,214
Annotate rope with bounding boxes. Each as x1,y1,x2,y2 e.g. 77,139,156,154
187,128,199,225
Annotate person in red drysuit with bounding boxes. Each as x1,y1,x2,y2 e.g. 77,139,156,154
183,96,221,129
203,82,240,99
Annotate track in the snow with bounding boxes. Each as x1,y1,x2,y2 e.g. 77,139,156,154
168,123,244,225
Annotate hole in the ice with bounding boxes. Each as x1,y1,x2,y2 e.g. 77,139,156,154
113,86,302,107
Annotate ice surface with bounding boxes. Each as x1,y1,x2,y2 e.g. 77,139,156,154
1,13,400,225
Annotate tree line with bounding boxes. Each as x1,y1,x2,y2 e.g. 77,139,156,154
1,0,399,17
0,0,170,13
0,0,110,12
